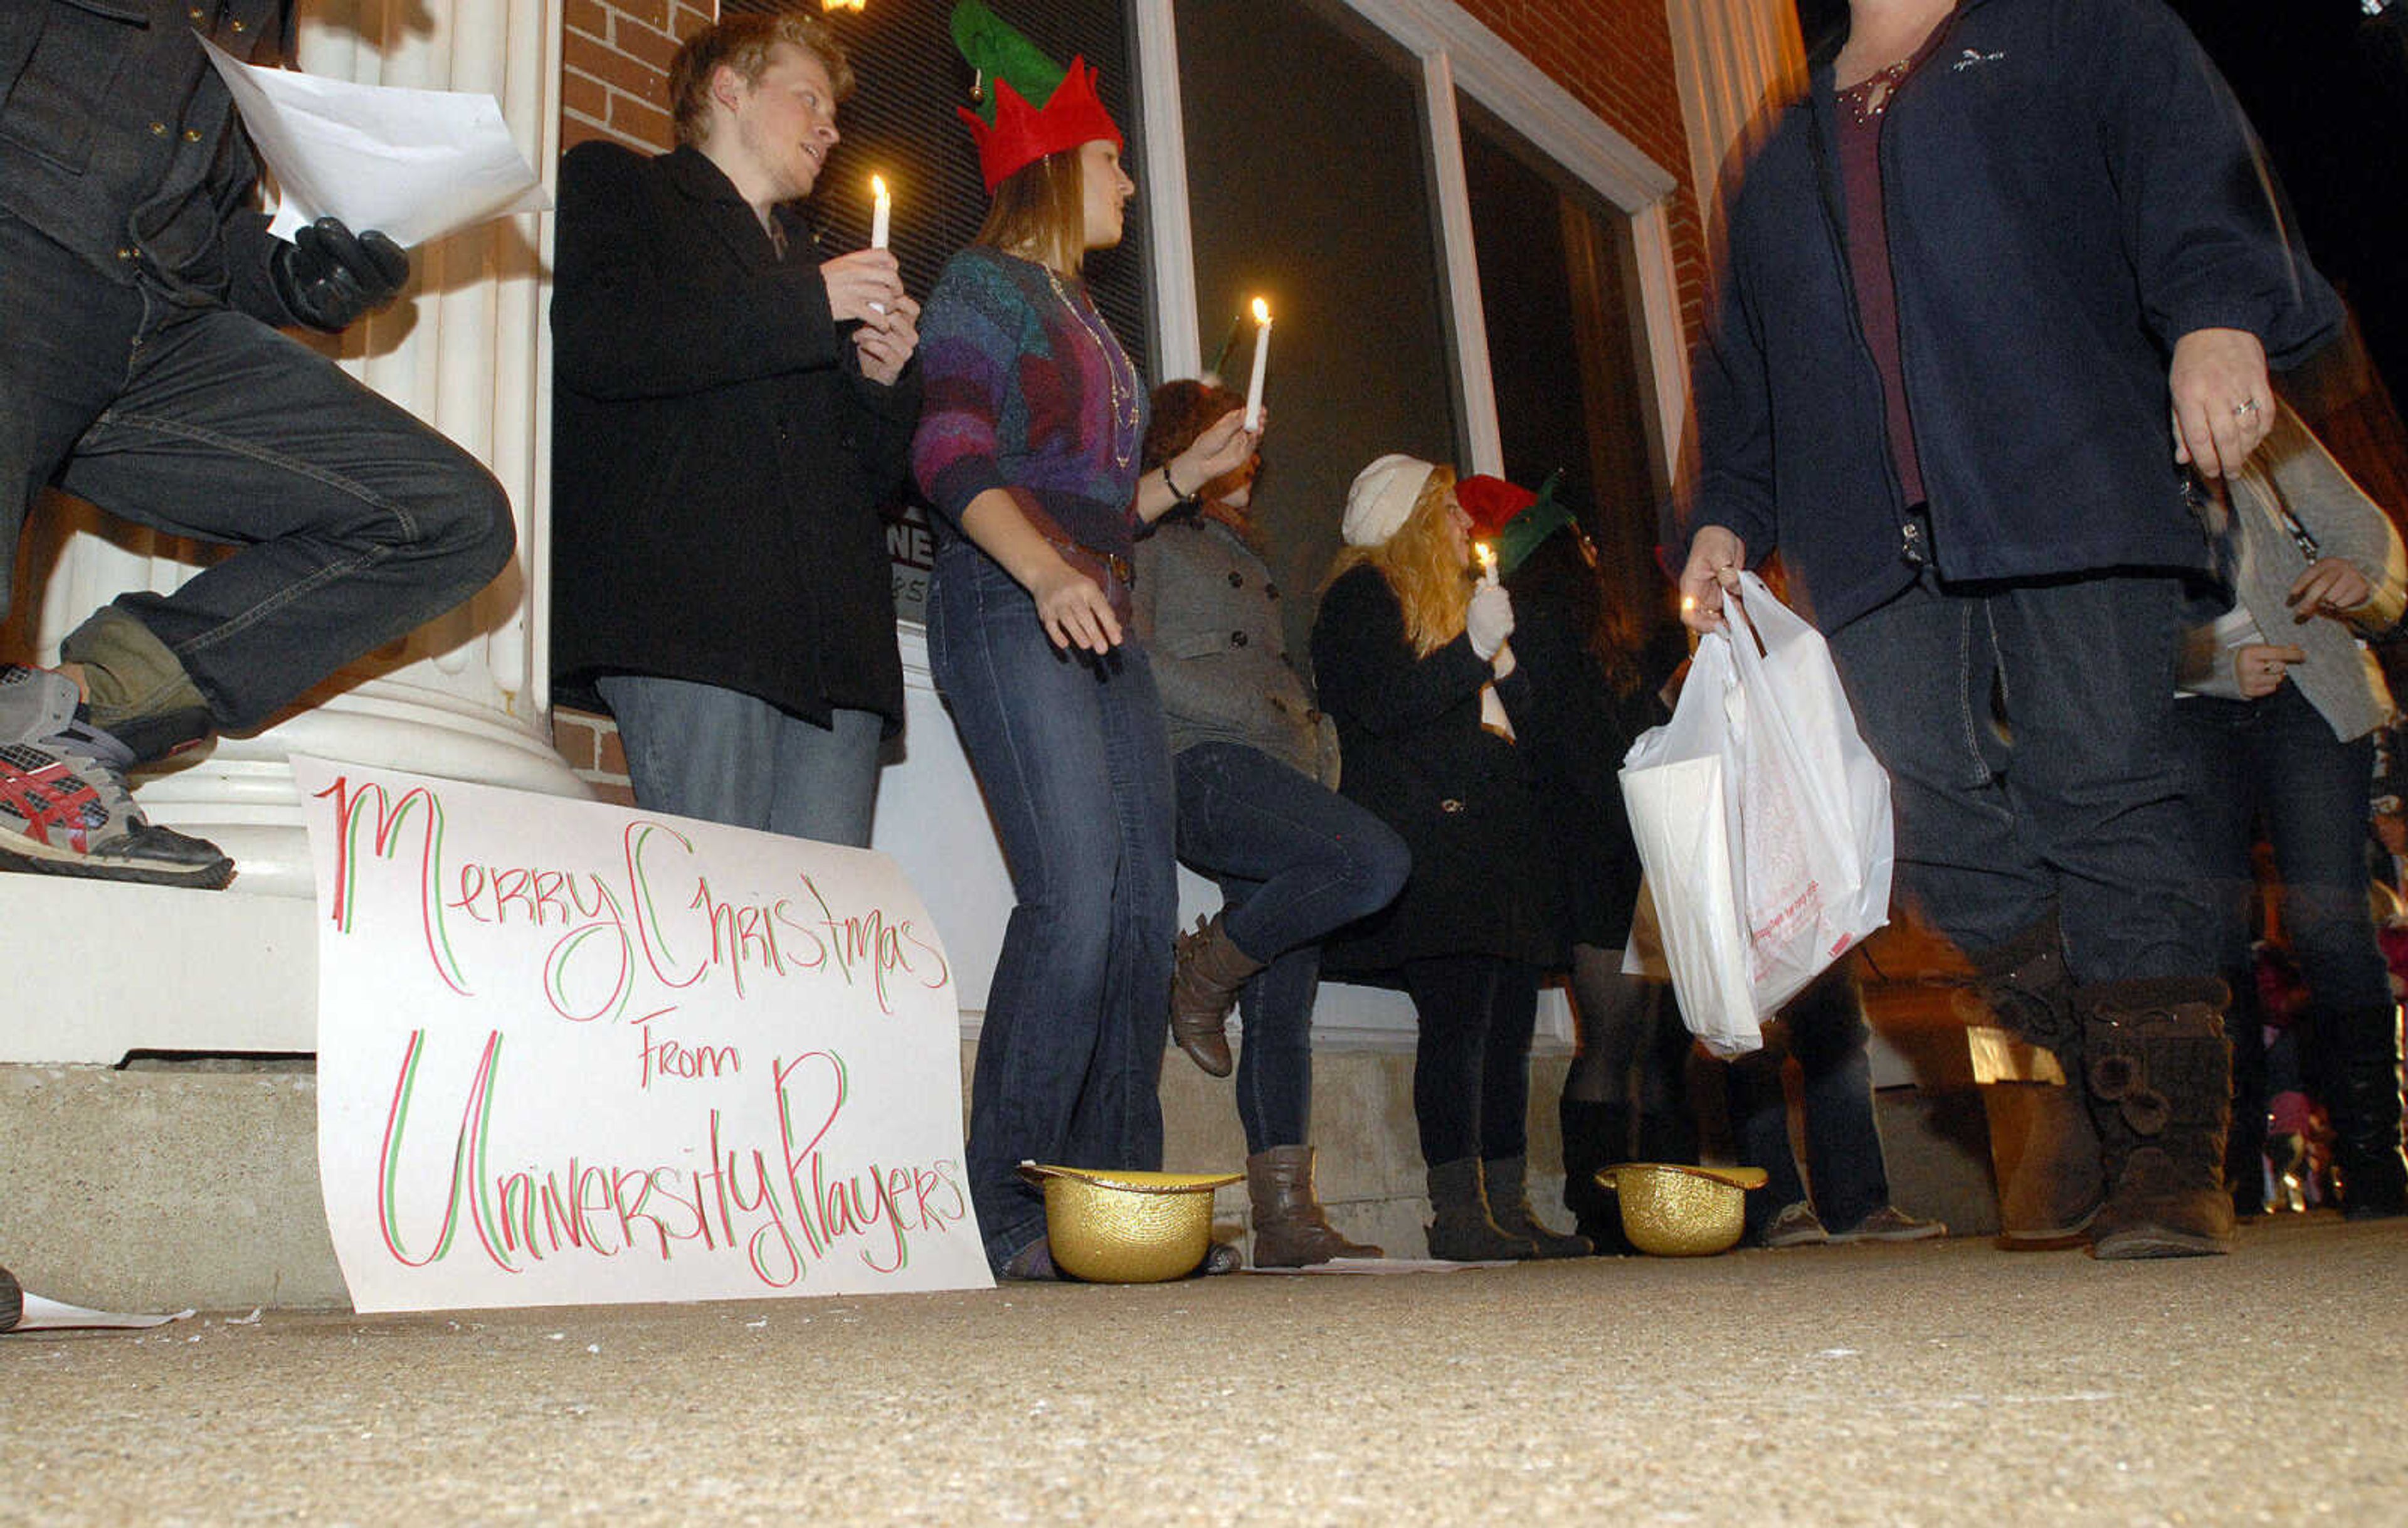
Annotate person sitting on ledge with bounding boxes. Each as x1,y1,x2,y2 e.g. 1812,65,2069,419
1,1,515,891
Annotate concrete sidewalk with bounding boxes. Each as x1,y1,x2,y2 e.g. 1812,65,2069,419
4,1215,2404,1525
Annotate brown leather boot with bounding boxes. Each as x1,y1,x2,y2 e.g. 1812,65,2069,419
1167,912,1262,1077
1247,1146,1383,1266
2078,977,2236,1260
1990,1078,2106,1249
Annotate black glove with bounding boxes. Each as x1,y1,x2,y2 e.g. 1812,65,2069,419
272,217,411,332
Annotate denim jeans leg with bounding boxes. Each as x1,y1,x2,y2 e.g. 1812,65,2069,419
1070,637,1176,1174
596,675,780,829
1171,741,1410,961
1985,574,2215,981
766,705,885,849
930,543,1172,1270
52,296,512,730
1727,1046,1809,1234
1787,968,1891,1231
2173,695,2263,982
1831,573,2214,981
2251,690,2390,1017
1827,580,2053,958
1233,938,1319,1154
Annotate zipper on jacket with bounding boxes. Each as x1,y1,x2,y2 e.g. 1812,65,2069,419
1805,3,1970,569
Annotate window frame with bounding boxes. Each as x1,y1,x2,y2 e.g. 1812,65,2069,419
1130,0,1690,481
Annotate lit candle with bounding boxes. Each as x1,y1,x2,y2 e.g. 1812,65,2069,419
1476,541,1498,586
869,174,891,250
1244,297,1272,431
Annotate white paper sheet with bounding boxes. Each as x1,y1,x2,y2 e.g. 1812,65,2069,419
8,1293,193,1332
199,35,548,248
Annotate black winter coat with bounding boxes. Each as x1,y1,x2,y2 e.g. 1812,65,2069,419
1500,544,1671,951
1309,563,1561,975
550,143,921,732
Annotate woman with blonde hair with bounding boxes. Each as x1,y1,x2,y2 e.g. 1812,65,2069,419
911,4,1258,1279
1309,456,1583,1260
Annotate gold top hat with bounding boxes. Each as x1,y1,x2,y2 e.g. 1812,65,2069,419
1018,1164,1242,1283
1595,1163,1769,1256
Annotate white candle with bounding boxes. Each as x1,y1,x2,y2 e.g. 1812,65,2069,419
1244,297,1272,430
869,175,891,250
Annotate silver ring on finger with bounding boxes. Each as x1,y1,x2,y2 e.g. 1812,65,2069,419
2234,398,2262,421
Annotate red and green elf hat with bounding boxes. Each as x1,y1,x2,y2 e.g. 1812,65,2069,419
951,1,1122,194
1457,470,1573,577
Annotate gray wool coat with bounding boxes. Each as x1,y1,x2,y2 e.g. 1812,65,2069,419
2179,405,2404,743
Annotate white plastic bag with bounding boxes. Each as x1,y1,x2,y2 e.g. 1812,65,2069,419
1619,571,1893,1057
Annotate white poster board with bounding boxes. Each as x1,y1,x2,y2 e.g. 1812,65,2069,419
295,759,991,1312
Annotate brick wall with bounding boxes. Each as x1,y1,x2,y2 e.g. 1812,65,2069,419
562,0,716,155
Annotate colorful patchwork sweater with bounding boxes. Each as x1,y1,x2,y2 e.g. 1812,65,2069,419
910,246,1146,565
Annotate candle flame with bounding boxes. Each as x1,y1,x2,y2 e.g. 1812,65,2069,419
872,174,889,199
1475,543,1495,571
1252,297,1271,324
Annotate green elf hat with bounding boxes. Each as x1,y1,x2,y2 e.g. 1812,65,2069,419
1457,469,1573,576
951,1,1122,193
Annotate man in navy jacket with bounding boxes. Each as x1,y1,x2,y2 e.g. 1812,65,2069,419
1674,0,2342,1258
0,1,514,890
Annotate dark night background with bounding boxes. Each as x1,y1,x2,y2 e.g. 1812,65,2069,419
1792,0,2408,469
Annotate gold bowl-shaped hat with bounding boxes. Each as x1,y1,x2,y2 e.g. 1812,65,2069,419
1595,1163,1770,1256
1018,1163,1243,1283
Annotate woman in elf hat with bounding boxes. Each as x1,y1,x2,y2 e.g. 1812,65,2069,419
1308,456,1585,1260
911,3,1259,1280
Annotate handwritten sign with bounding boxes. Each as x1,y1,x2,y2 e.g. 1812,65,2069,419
293,758,990,1312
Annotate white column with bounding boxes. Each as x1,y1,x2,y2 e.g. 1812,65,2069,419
16,0,579,902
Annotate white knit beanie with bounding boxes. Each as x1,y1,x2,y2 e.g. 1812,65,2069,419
1343,454,1438,548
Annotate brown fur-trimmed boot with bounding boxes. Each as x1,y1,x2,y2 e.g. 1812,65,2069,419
1247,1146,1383,1266
1166,912,1262,1077
2078,977,2236,1260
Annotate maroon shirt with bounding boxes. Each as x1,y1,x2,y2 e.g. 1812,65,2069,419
1836,68,1928,509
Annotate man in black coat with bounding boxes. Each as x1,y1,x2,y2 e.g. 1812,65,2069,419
550,12,921,848
0,1,515,892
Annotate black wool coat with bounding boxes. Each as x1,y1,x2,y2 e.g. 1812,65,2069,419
550,142,921,731
1309,563,1562,975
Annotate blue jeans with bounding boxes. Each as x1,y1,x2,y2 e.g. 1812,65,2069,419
927,539,1178,1273
2177,684,2393,1180
2176,686,2389,1016
1,211,514,730
1825,571,2214,982
1172,741,1410,1153
1727,965,1891,1235
596,674,883,847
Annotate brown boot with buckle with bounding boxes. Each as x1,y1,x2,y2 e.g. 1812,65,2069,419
2078,977,2236,1259
1167,911,1262,1077
1247,1145,1383,1266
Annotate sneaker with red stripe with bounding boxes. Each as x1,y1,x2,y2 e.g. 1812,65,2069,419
0,666,233,889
